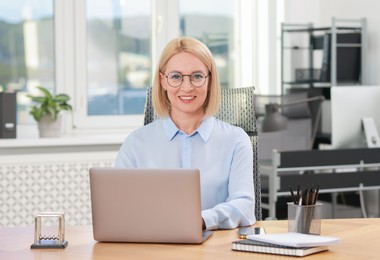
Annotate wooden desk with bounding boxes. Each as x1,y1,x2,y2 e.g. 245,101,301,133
1,218,379,259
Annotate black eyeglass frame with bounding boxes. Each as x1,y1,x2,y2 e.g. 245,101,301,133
161,71,211,88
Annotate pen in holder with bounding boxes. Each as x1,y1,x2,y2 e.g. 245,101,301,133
288,185,322,235
288,202,322,235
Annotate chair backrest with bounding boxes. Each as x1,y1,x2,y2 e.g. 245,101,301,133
143,86,262,220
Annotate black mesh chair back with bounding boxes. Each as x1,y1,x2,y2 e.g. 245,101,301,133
143,86,262,220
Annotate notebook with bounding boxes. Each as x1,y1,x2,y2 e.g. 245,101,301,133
246,232,340,247
89,167,213,244
232,239,329,257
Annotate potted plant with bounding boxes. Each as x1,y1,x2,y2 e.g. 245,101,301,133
27,86,72,138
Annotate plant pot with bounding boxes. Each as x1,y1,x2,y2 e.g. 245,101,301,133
38,115,62,138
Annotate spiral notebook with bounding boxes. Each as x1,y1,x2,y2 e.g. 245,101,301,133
232,239,329,257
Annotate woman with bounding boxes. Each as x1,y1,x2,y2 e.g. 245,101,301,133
115,36,255,230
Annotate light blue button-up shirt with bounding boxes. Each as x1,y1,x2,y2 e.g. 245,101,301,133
114,116,255,230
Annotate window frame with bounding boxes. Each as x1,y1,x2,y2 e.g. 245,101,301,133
54,0,259,134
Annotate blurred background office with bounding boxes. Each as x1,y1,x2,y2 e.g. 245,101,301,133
1,0,380,225
0,0,379,135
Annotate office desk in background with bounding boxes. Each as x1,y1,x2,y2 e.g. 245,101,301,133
261,148,380,219
1,218,380,259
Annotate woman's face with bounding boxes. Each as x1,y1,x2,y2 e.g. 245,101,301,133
160,52,209,119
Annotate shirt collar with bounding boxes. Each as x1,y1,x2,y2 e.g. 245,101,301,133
162,116,215,142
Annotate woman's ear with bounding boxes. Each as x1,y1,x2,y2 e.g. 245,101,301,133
160,73,168,90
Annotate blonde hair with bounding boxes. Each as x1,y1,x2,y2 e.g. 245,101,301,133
152,37,221,117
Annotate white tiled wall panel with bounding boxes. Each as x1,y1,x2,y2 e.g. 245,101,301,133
0,152,115,227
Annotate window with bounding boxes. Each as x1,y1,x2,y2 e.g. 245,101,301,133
0,0,54,125
72,0,151,131
75,0,253,131
1,0,267,135
179,0,237,89
86,0,151,116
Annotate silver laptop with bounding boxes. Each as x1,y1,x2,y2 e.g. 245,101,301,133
89,167,213,244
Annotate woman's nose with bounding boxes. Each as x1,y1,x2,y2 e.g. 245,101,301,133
180,75,194,90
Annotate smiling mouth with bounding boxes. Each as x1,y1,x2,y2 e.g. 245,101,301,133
179,96,195,101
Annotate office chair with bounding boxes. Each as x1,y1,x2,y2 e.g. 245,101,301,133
143,86,262,221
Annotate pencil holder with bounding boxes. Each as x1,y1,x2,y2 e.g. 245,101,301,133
287,203,322,235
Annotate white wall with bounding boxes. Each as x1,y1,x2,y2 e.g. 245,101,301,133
283,0,380,85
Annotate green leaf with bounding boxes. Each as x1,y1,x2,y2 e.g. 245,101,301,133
36,86,53,100
27,86,72,122
54,94,70,103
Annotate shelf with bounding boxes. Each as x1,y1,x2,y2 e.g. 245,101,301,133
283,46,310,50
283,81,331,87
283,26,362,33
281,17,367,91
336,43,361,47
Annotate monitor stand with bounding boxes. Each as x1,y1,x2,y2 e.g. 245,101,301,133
362,117,380,148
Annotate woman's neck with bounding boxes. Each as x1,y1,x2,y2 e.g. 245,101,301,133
170,111,205,135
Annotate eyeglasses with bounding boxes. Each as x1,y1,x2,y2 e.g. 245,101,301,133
162,71,210,88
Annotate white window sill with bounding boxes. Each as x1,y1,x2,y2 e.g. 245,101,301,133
0,126,133,156
0,133,127,148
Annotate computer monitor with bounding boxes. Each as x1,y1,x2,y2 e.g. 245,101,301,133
331,86,380,149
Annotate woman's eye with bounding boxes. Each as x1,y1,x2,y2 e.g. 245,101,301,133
170,73,182,80
192,73,204,80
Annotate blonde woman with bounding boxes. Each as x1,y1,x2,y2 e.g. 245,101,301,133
115,37,255,230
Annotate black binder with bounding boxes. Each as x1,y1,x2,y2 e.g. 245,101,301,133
0,92,17,138
320,32,361,83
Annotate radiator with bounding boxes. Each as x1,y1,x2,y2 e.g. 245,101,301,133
0,152,115,227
